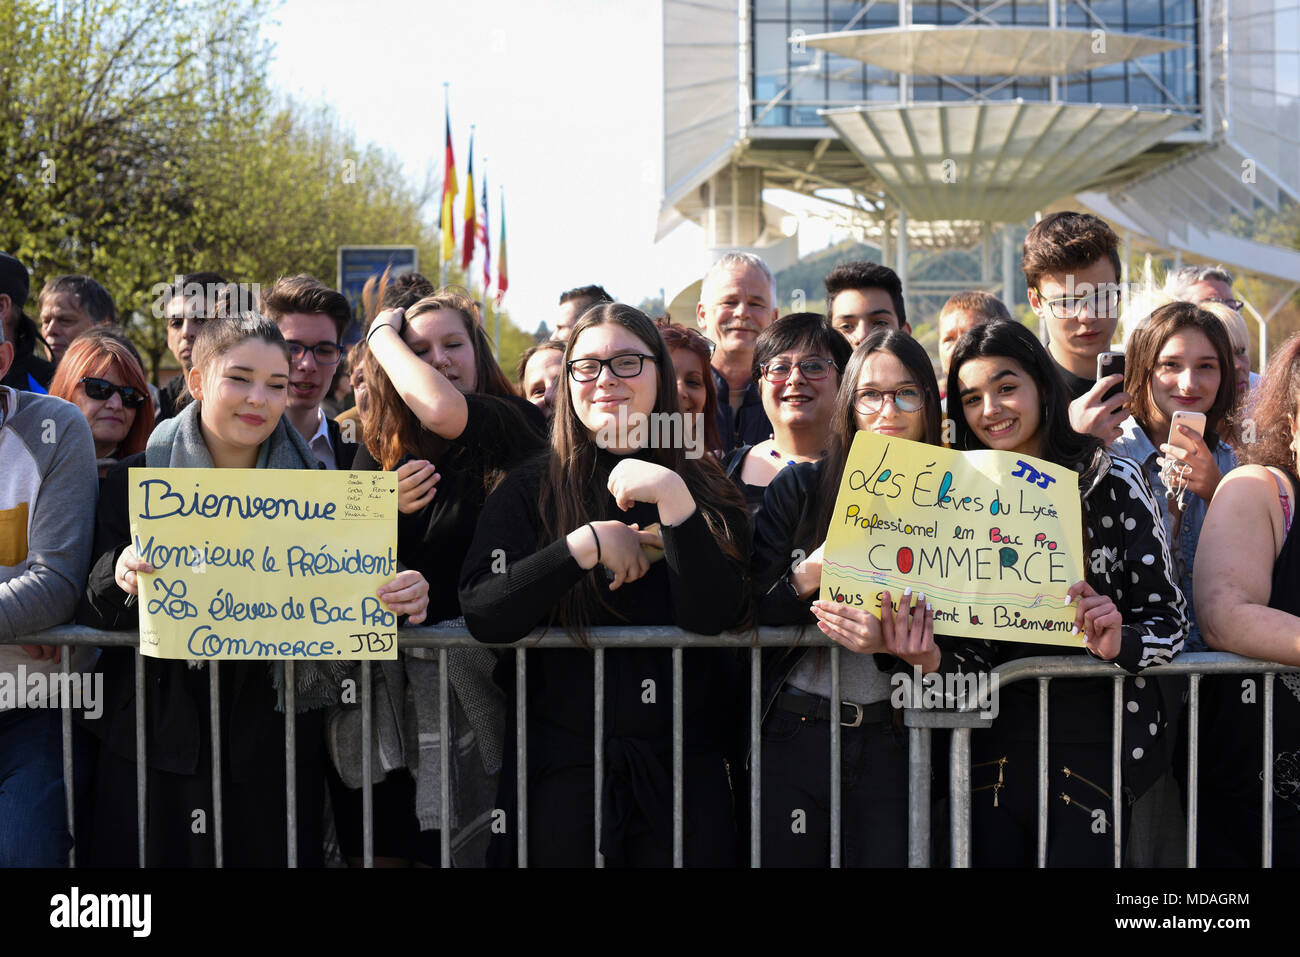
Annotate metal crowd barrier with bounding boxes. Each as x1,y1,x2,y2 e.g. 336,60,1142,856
5,626,1298,868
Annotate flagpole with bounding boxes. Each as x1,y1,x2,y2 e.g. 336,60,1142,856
484,155,500,356
441,82,450,288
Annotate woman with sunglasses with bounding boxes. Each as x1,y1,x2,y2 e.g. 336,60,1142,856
723,314,851,514
49,330,154,478
751,329,992,865
76,314,429,866
948,320,1186,867
459,302,751,867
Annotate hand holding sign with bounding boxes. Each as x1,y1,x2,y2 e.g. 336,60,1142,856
1067,580,1123,659
810,598,883,654
114,543,156,596
376,569,430,625
881,589,940,673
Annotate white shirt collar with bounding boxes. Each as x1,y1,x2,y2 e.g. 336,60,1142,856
307,408,335,468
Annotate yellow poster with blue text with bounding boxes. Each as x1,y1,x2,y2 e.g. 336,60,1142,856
820,433,1084,646
128,468,399,660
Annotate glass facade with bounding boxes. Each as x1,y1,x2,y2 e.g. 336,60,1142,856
752,0,1201,127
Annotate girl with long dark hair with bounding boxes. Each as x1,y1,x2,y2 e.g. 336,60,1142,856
947,320,1186,866
459,302,751,866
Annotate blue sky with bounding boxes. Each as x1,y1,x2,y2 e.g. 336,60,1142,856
264,0,710,331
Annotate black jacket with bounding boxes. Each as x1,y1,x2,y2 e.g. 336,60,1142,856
326,415,358,469
713,368,771,455
156,374,188,422
980,447,1187,797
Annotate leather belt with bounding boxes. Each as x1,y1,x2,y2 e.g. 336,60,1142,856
775,689,895,728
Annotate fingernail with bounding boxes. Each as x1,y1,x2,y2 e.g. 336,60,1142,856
903,587,911,598
1071,625,1079,635
925,601,932,612
916,592,925,603
1064,594,1073,606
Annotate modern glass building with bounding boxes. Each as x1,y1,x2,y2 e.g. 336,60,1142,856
661,0,1300,354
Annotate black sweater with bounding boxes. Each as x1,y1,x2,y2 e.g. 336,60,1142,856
353,392,546,625
458,448,749,752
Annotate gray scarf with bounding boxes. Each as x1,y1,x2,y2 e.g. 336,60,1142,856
146,402,351,712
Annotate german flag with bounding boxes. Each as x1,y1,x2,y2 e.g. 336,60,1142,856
440,106,458,265
461,130,476,271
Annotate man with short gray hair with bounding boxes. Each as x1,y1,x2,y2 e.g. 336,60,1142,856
696,252,779,453
1164,264,1241,311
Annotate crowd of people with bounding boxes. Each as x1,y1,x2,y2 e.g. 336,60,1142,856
1,208,1298,868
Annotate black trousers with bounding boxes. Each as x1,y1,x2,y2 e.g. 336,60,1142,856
758,705,910,867
970,731,1130,867
488,740,737,868
1188,674,1300,867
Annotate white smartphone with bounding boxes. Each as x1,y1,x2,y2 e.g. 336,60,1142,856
1168,410,1207,454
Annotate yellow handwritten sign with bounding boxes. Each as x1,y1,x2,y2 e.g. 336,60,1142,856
128,468,399,660
820,433,1084,646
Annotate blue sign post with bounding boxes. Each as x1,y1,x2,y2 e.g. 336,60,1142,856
337,246,419,344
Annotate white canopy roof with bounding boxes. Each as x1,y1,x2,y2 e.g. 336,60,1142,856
821,100,1197,222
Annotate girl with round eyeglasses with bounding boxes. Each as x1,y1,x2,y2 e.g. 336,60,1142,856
460,302,751,867
750,329,994,866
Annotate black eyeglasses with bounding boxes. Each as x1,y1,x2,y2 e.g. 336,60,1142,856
80,377,147,409
853,387,924,415
287,341,342,365
567,353,656,382
1035,287,1123,319
760,357,835,383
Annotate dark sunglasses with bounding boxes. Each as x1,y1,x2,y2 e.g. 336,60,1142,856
80,377,147,408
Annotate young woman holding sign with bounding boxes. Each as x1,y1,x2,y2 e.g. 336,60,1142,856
77,315,429,867
947,320,1186,867
750,328,994,866
458,302,751,867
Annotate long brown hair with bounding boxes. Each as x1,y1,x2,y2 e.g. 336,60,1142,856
541,302,750,643
1240,332,1300,480
363,287,520,470
1124,300,1238,449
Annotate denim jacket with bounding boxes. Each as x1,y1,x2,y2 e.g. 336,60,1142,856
1111,416,1237,652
